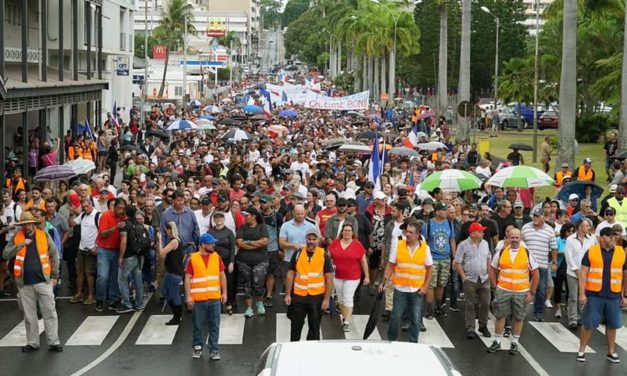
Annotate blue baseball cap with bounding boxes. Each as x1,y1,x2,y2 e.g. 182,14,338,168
199,233,217,245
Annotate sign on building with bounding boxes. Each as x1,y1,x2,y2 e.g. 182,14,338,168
153,45,167,60
206,19,226,37
116,57,129,76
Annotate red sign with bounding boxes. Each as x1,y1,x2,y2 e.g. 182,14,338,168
207,30,226,37
153,45,167,60
217,55,227,62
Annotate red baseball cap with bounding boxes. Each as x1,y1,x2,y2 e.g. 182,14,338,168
469,222,487,233
68,193,81,209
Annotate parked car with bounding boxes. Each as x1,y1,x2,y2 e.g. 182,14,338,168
477,98,494,110
255,341,462,376
498,107,525,130
508,102,546,126
538,110,559,129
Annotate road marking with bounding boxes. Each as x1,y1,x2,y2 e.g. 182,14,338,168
69,293,151,376
598,325,627,351
345,315,381,340
0,319,45,347
419,319,454,348
275,313,322,343
476,318,512,351
218,314,245,344
136,315,179,345
66,316,119,346
0,296,73,303
529,322,595,353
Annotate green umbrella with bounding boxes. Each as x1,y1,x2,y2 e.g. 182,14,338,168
486,165,555,188
420,169,483,192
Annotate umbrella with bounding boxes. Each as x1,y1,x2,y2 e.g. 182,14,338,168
188,99,202,108
416,132,428,139
612,151,627,160
34,165,77,182
420,169,483,192
203,105,222,113
363,291,383,340
338,144,372,154
279,109,298,118
119,144,142,153
346,111,361,117
194,119,215,127
323,138,350,150
356,131,396,141
167,119,197,130
200,114,216,121
268,124,289,134
419,112,435,121
557,181,604,202
231,115,248,121
416,142,448,151
243,104,264,114
389,146,419,158
221,129,253,142
487,165,555,188
366,114,383,123
146,128,169,139
219,118,238,126
64,158,96,175
221,98,232,103
509,143,534,152
403,100,415,109
250,114,268,121
197,123,217,131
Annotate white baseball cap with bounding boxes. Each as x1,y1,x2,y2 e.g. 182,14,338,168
568,193,579,201
374,191,387,200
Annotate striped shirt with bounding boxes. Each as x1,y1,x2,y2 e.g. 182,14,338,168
521,222,557,269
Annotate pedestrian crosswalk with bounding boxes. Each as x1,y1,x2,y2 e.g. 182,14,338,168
0,312,625,354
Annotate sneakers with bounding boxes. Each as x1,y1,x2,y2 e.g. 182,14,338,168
568,323,578,330
21,345,39,353
449,305,461,313
83,298,95,305
478,326,492,338
534,316,544,322
381,310,391,320
244,307,254,318
95,302,105,312
607,353,620,363
264,296,273,308
576,353,586,362
466,331,477,339
554,307,562,318
116,306,133,314
48,344,63,352
487,340,501,353
108,302,119,311
509,343,519,355
192,346,202,359
210,351,221,361
256,302,266,316
342,322,350,332
503,327,512,338
401,321,410,332
545,300,553,308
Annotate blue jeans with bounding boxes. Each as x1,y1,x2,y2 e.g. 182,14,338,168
118,255,144,309
161,272,183,306
388,289,425,343
96,247,120,304
534,267,548,317
192,299,221,352
142,248,156,289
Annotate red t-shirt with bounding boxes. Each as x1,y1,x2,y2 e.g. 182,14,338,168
316,207,337,237
96,210,124,250
328,239,365,280
185,254,226,275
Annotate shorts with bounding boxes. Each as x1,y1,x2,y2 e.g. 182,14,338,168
582,295,623,329
493,288,527,321
334,278,360,308
429,259,451,289
267,251,284,278
237,261,268,298
367,248,382,269
75,252,97,274
98,150,108,157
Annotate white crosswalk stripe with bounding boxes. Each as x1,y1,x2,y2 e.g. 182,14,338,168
217,314,246,345
529,322,595,353
275,313,322,343
345,315,380,340
419,319,454,348
597,325,627,352
0,319,45,347
136,315,180,345
66,316,119,346
475,318,513,351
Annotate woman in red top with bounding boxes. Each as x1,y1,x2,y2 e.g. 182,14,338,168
328,224,369,333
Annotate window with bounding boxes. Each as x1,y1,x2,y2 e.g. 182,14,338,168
7,1,21,26
175,86,183,96
120,33,126,50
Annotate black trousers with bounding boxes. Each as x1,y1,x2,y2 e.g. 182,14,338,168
289,299,322,342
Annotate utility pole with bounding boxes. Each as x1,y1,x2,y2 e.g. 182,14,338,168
141,0,148,125
532,0,540,162
183,16,188,111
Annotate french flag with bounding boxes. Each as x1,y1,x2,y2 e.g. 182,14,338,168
111,101,120,134
407,124,419,146
278,69,288,82
259,88,273,119
84,117,96,141
367,136,381,191
281,91,293,106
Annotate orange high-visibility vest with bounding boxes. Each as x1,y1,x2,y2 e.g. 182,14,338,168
577,165,593,181
189,252,221,301
555,171,572,187
293,247,326,297
392,239,427,288
585,244,626,293
13,229,51,278
497,246,531,292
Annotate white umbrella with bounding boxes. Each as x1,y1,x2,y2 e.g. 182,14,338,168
338,144,372,154
64,158,96,175
416,142,448,151
167,119,197,130
203,105,223,113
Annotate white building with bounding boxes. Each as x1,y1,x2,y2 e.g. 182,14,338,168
0,0,134,180
521,0,554,36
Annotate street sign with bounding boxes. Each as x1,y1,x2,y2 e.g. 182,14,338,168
380,93,389,102
457,101,471,117
116,57,129,76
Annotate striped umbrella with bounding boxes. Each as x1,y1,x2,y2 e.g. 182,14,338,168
486,165,555,188
221,129,253,142
203,105,223,113
34,165,77,182
167,119,197,130
63,158,96,175
420,169,483,192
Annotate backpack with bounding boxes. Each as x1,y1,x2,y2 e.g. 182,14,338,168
126,221,151,257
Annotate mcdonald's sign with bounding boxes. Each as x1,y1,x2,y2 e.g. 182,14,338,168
153,45,167,60
206,18,226,37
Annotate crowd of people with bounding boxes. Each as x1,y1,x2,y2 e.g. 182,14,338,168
0,80,626,364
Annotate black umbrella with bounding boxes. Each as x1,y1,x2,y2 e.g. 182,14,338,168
146,128,169,139
250,114,268,121
356,131,396,141
509,143,534,151
219,118,238,126
323,138,350,150
231,115,248,121
352,120,368,126
363,291,384,340
612,151,627,160
119,144,142,153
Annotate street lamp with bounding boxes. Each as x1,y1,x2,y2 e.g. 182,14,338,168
532,0,540,162
481,6,499,114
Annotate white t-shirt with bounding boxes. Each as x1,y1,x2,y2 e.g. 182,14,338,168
389,221,403,258
0,201,22,241
595,221,626,236
194,209,212,234
389,240,433,293
290,161,310,177
491,246,538,292
74,210,101,250
476,165,492,177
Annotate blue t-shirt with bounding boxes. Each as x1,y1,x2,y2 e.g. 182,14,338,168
581,247,627,299
422,218,455,261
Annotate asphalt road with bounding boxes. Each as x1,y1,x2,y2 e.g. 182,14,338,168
1,283,626,376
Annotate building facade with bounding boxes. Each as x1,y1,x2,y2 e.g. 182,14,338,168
521,0,554,36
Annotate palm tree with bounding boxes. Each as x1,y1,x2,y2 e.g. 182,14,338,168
437,0,448,115
620,4,627,152
154,0,195,97
457,0,471,142
558,0,577,168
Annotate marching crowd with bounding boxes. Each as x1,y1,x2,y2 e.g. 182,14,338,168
0,82,626,364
